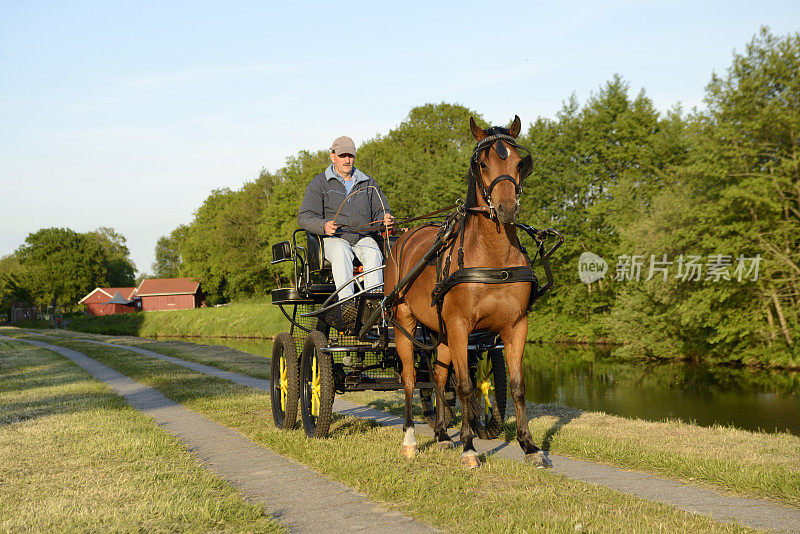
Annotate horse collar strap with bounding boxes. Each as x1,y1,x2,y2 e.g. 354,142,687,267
431,266,538,308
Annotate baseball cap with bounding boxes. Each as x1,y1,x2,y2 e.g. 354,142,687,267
330,136,356,156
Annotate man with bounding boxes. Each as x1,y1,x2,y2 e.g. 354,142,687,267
298,135,394,299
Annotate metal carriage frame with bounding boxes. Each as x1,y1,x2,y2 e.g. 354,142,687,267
269,224,563,439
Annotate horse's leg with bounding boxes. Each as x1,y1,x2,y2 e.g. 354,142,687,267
433,342,454,449
448,329,480,468
394,303,418,458
503,319,552,468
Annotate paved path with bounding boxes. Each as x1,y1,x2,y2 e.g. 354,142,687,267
22,334,800,533
4,335,436,533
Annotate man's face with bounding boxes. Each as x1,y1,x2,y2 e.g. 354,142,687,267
330,152,355,177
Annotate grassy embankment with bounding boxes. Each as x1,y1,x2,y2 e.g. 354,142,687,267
9,318,52,329
0,336,282,532
69,297,286,338
14,328,800,511
2,329,756,533
66,298,800,369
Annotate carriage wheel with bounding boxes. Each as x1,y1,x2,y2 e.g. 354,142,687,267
300,331,335,438
421,364,455,430
472,348,507,439
271,332,299,429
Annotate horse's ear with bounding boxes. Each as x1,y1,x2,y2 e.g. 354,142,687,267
470,117,487,141
509,115,522,138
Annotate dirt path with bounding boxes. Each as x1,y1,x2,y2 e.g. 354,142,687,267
5,335,437,533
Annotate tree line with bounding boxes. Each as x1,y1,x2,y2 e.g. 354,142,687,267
530,28,798,367
2,29,797,367
0,227,136,314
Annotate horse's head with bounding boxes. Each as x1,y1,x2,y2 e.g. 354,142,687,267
468,115,532,225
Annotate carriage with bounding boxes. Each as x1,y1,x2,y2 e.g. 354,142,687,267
269,116,564,467
269,223,562,439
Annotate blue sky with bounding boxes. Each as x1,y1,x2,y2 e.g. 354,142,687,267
1,1,799,276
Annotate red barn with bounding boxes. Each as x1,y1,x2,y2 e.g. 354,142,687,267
79,287,138,316
137,278,201,311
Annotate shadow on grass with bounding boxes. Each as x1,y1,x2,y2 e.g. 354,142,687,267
120,373,256,407
501,403,583,450
68,336,274,381
329,414,381,436
1,368,86,390
0,392,116,427
538,404,583,451
37,338,259,411
69,311,147,338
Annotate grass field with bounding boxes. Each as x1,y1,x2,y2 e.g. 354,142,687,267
351,391,800,508
0,336,283,532
19,327,800,510
2,329,765,532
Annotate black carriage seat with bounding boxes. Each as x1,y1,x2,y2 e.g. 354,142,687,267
304,232,365,296
302,233,335,294
306,233,333,272
306,232,394,275
303,231,399,309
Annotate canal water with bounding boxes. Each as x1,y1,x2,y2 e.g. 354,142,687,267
165,336,800,436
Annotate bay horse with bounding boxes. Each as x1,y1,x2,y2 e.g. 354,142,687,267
383,116,551,468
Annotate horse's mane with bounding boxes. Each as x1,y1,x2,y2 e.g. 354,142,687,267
465,125,511,213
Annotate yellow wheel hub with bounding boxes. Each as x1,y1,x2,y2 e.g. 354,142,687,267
480,380,494,415
310,355,321,417
476,357,494,416
279,357,288,411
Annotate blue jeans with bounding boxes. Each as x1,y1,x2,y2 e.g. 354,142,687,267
323,236,383,299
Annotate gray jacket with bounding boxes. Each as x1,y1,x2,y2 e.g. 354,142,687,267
297,165,392,246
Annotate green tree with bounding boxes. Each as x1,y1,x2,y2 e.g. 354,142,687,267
16,228,109,309
606,28,800,367
260,149,331,285
152,224,189,278
0,254,30,316
87,226,136,286
358,103,484,218
700,27,800,358
521,77,685,341
180,170,280,302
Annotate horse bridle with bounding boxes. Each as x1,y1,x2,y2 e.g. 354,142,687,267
470,133,533,216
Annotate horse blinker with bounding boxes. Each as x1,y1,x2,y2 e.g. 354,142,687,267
518,154,532,179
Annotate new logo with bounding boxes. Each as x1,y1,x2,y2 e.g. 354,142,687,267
578,252,608,284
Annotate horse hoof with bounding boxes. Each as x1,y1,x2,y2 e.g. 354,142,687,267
437,440,455,450
461,451,481,469
401,445,418,459
525,451,552,468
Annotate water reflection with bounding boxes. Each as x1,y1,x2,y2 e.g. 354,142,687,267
164,336,800,436
523,344,800,436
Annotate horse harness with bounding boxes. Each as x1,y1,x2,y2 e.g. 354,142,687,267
385,134,540,351
469,132,533,220
430,209,539,339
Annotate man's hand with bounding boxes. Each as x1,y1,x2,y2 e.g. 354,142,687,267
324,220,338,236
383,213,395,229
325,221,339,239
